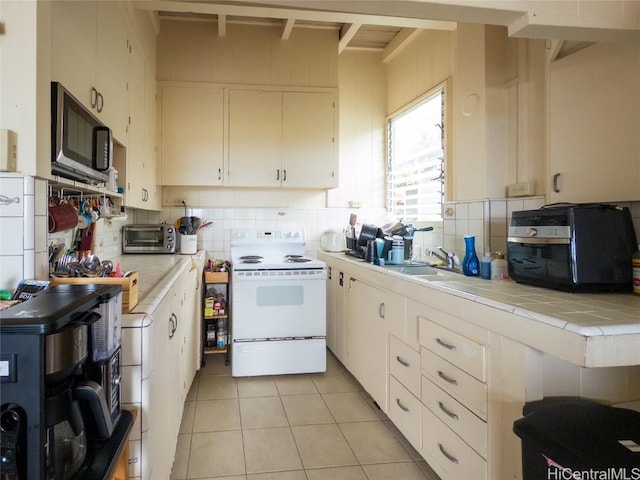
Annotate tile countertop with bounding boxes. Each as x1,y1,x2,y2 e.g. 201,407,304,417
112,251,206,327
319,252,640,368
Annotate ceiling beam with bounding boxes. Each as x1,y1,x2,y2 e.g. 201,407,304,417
547,39,564,62
282,18,295,39
382,27,422,63
133,1,457,31
218,13,226,36
339,23,361,53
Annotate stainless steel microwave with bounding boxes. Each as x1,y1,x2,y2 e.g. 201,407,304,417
51,82,112,185
122,225,177,254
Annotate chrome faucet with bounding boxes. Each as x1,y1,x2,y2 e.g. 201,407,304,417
430,247,459,270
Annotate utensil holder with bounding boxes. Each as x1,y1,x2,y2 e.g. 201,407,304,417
180,234,197,254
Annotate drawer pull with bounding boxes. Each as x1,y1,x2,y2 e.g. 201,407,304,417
437,370,458,385
438,443,459,465
396,398,410,412
438,401,459,420
436,338,457,351
396,356,410,367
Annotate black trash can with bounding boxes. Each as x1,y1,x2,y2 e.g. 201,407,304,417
513,398,640,480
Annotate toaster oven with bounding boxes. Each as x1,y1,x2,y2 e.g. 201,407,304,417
122,224,177,254
507,203,638,292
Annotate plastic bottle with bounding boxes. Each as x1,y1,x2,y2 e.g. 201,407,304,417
491,252,509,280
480,251,492,280
462,235,480,276
633,246,640,295
108,167,118,192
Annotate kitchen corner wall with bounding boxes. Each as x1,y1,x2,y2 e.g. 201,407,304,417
0,174,48,291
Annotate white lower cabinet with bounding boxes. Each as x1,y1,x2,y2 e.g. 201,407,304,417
121,261,202,480
420,348,487,419
345,276,388,411
419,311,488,480
321,255,496,479
389,376,421,449
389,335,421,395
421,405,487,480
421,376,487,458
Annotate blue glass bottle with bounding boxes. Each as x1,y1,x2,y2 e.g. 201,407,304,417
462,235,480,276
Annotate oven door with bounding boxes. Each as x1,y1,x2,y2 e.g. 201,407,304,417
232,270,326,339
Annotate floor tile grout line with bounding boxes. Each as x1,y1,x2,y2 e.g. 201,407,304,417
178,352,435,480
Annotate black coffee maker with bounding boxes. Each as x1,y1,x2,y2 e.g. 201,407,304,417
0,284,127,480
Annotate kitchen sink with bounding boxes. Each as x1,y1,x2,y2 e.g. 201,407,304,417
381,263,442,276
381,262,463,281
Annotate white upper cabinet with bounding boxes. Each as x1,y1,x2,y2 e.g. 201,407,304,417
228,88,338,188
123,40,159,210
51,1,129,144
282,92,338,188
227,89,283,187
548,43,640,203
161,85,225,186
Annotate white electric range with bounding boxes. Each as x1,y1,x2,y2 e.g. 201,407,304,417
230,229,327,377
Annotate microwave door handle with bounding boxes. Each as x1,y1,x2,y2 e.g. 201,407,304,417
93,126,112,171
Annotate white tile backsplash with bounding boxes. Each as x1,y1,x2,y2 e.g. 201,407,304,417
1,217,24,255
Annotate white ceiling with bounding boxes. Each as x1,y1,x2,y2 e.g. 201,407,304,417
134,0,640,59
135,0,459,61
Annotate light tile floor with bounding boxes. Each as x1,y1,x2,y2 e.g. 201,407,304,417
171,350,441,480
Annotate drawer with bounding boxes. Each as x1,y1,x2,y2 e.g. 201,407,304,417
421,348,487,419
419,317,486,382
390,335,421,396
421,375,487,458
389,376,421,450
421,404,487,480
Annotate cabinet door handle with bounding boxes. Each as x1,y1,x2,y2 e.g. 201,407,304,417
438,401,459,420
438,443,459,465
218,168,222,181
90,87,98,109
553,173,561,193
436,338,457,351
96,92,104,113
379,302,385,318
437,370,458,385
396,356,410,368
395,398,409,412
339,272,344,287
283,169,287,182
327,266,332,280
276,169,280,181
168,316,175,338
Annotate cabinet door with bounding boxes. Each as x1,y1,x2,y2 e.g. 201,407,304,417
143,61,160,209
282,92,338,188
161,86,224,185
124,42,159,210
51,1,129,143
150,293,172,478
227,89,282,187
548,43,640,203
51,1,97,107
95,1,129,143
180,267,199,402
126,40,147,209
346,277,388,411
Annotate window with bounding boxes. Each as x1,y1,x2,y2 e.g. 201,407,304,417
387,84,446,222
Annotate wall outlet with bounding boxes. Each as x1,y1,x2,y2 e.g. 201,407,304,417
507,181,536,197
0,129,17,171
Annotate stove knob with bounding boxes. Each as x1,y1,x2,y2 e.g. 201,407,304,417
526,228,538,237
